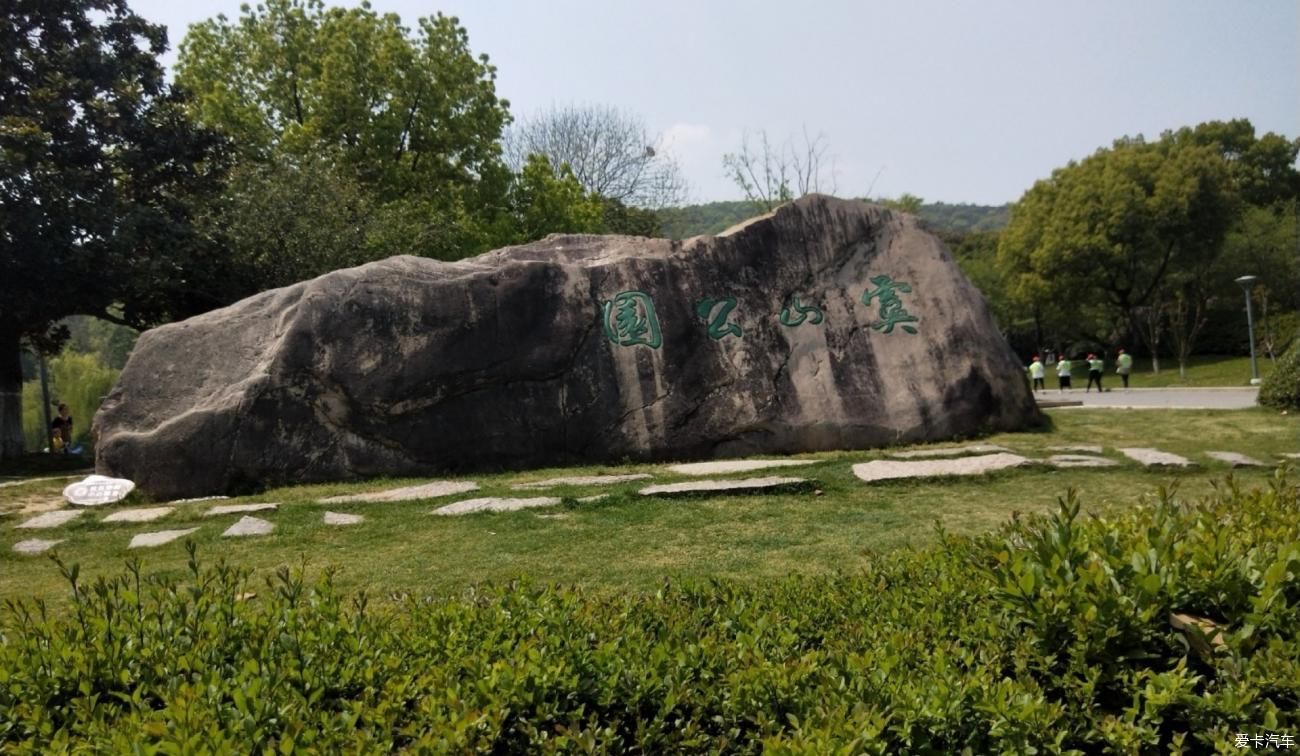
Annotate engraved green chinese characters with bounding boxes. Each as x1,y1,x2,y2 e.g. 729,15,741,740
779,295,824,327
861,275,919,334
696,297,743,340
601,290,662,348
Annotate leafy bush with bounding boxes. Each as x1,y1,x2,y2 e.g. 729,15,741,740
2,474,1297,752
1259,341,1300,411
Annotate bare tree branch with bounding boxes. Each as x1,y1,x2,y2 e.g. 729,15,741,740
503,104,689,209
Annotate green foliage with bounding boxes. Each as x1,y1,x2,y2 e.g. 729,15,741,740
660,200,1010,239
1259,342,1300,411
21,352,120,450
0,0,228,458
176,0,513,264
918,202,1011,233
501,156,606,244
3,476,1297,751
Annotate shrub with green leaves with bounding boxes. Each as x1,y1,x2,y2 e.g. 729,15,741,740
2,473,1297,752
1259,341,1300,411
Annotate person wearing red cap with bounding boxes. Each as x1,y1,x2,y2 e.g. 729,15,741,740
1116,348,1133,388
1028,354,1045,392
1086,353,1104,392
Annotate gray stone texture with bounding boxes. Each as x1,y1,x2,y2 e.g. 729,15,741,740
222,516,274,537
638,476,814,497
1205,451,1267,468
320,481,479,504
1117,448,1194,468
205,503,278,516
16,509,84,529
129,528,200,549
1048,445,1104,454
1046,454,1118,468
323,511,365,525
852,453,1031,482
432,497,562,516
95,195,1041,498
13,539,63,554
887,444,1010,459
103,507,174,523
666,459,817,475
511,474,651,489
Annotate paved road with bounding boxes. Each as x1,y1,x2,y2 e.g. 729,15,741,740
1038,387,1260,410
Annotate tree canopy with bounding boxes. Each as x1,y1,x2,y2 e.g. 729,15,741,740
0,0,229,458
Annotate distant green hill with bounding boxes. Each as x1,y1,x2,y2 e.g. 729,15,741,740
659,199,1009,238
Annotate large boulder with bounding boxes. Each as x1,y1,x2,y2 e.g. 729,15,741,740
95,195,1040,498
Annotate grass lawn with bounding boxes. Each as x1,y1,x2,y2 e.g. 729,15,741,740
1117,353,1274,388
2,408,1296,604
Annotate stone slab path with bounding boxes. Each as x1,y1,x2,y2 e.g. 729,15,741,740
129,528,199,549
512,474,651,490
1205,451,1267,467
13,539,63,555
1278,453,1300,460
639,477,814,497
853,453,1031,483
323,511,364,526
1048,445,1104,454
16,510,84,529
206,503,278,516
1118,448,1194,468
321,481,479,504
165,496,229,505
1046,454,1118,469
666,460,817,476
103,507,174,523
222,516,274,537
433,497,561,516
888,444,1010,459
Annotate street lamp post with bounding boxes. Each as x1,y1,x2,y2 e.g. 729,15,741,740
1234,275,1261,386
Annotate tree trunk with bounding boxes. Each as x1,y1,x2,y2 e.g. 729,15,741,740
0,329,25,460
1151,354,1160,374
1179,359,1187,379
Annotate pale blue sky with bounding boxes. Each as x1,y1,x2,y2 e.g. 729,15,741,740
135,0,1298,205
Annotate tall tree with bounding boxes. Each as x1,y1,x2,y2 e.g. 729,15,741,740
176,0,513,259
0,0,229,458
997,134,1237,354
723,128,837,213
503,104,688,210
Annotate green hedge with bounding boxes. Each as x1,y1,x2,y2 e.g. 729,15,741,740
1259,341,1300,411
3,474,1298,752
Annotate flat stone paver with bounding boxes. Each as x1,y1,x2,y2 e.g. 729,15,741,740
165,496,229,505
1047,454,1118,468
129,528,200,549
205,503,278,516
638,476,815,497
321,480,479,504
1206,451,1267,468
222,516,274,537
16,509,84,529
1278,453,1300,460
577,494,609,503
432,497,561,516
1117,448,1194,468
665,460,817,476
852,453,1032,483
323,511,364,526
1048,445,1104,454
511,474,652,490
888,444,1010,459
13,539,63,555
103,507,175,523
63,475,135,506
